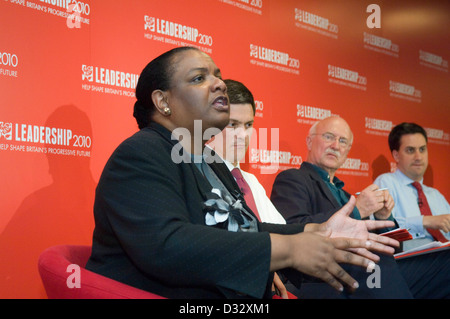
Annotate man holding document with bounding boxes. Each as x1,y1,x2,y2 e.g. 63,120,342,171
374,122,449,298
271,116,449,298
374,122,450,249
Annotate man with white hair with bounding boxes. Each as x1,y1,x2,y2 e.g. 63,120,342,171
272,116,395,225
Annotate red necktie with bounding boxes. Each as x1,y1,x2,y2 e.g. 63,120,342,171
412,181,448,243
231,168,261,221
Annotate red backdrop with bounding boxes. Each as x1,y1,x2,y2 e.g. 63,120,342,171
1,0,449,298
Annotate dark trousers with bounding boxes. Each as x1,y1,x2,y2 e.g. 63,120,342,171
286,254,414,299
397,249,450,299
287,250,450,299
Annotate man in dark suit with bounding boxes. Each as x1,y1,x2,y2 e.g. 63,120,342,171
271,116,395,226
271,116,449,299
271,116,410,299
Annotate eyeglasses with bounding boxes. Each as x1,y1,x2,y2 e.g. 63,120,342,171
311,132,351,148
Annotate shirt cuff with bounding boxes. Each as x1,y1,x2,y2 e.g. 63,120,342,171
405,215,426,238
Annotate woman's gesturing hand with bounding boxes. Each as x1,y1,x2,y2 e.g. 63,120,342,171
270,231,377,292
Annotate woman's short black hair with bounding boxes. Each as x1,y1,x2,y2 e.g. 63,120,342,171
133,46,200,129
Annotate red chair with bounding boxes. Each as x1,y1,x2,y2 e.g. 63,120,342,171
38,245,165,299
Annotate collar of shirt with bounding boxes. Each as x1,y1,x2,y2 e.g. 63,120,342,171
205,146,239,172
224,159,239,171
310,163,345,189
308,162,361,219
393,168,424,188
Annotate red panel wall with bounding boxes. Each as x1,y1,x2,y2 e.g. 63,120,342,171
1,0,449,298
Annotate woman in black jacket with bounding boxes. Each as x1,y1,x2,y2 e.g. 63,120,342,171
86,46,397,299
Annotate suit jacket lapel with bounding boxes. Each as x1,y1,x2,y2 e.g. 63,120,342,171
191,162,215,198
209,161,242,200
148,122,213,200
301,162,342,210
208,161,263,221
148,123,258,220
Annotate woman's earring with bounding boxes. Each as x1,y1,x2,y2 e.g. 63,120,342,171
163,107,171,116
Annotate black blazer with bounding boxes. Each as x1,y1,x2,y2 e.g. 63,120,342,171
271,162,347,224
87,123,303,299
271,162,398,229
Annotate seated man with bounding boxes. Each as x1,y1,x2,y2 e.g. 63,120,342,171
374,123,449,298
271,116,395,226
207,79,285,224
271,116,449,299
207,79,288,297
374,122,449,249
